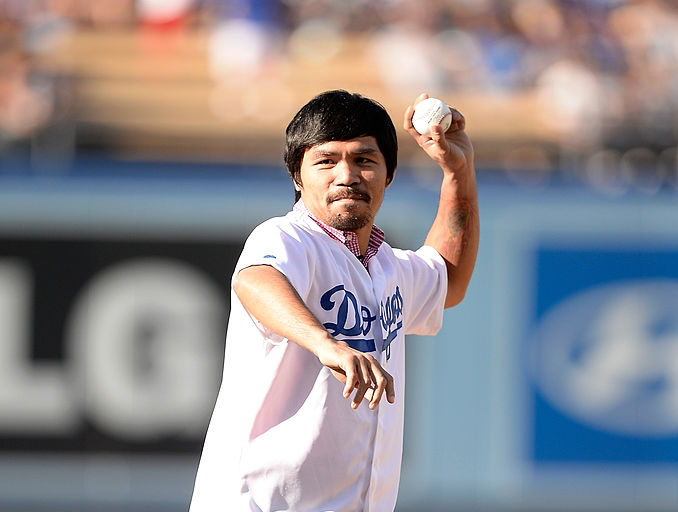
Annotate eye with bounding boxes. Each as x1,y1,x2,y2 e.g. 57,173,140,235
356,157,376,165
315,158,335,166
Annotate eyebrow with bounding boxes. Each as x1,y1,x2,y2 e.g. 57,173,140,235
309,146,381,159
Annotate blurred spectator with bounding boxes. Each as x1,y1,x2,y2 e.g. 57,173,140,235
0,22,53,152
606,0,678,151
137,0,196,27
208,0,286,82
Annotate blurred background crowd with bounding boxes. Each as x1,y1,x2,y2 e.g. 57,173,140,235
1,0,678,192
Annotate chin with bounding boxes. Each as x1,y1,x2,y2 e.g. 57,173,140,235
329,212,371,231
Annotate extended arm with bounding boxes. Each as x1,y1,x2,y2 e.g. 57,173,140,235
404,94,480,308
233,264,395,409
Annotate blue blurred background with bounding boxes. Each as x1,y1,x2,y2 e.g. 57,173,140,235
1,1,678,510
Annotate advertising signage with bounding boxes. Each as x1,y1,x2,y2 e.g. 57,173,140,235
0,235,236,454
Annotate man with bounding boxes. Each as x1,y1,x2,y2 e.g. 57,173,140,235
190,90,478,511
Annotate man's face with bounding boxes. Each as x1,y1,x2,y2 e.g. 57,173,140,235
296,136,391,233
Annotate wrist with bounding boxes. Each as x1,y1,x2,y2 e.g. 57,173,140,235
307,330,337,359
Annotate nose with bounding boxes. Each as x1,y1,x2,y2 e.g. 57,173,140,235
334,159,360,186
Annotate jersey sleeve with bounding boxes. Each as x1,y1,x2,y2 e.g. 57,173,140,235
233,217,313,299
230,218,314,344
392,245,447,336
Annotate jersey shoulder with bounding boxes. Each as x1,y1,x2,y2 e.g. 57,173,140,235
249,209,319,240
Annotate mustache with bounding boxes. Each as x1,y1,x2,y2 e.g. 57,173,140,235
327,188,371,203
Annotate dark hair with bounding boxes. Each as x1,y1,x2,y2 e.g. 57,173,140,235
284,90,398,203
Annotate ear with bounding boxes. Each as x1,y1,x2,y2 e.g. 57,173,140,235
385,168,396,188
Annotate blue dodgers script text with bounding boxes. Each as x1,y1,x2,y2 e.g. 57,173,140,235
320,284,403,360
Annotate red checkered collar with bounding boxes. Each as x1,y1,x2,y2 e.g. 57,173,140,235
294,200,384,268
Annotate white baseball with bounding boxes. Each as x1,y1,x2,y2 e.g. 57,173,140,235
412,97,452,136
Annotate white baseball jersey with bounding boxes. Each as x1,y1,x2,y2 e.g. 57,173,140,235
190,206,447,512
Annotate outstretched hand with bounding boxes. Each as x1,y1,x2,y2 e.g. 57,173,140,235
315,339,395,410
404,93,474,174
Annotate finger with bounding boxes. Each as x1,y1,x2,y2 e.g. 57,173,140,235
402,92,430,132
343,364,357,399
449,108,465,131
403,104,416,132
367,369,385,410
404,111,433,142
428,124,447,148
351,358,373,409
351,378,370,409
330,368,347,385
413,92,429,107
385,371,396,404
368,366,395,409
364,387,375,403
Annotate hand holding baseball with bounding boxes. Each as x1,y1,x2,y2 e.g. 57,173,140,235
404,93,474,174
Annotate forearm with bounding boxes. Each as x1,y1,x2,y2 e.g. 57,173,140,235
425,166,479,308
233,264,335,356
